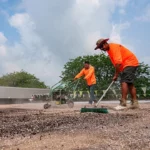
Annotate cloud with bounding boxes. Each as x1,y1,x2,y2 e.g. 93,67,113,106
21,0,122,58
135,4,150,22
7,13,63,84
0,45,7,56
116,0,129,7
109,22,130,43
109,22,136,54
3,62,20,73
0,9,9,18
0,0,132,86
0,12,63,86
0,32,7,44
0,0,8,3
119,9,126,15
0,32,7,57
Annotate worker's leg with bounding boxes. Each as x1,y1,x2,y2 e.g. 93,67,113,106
126,66,139,108
127,68,139,108
128,83,139,108
120,82,128,106
121,66,139,108
119,67,130,106
128,83,137,100
88,86,92,104
89,84,96,104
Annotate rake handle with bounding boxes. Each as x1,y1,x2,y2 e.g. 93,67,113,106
96,81,114,107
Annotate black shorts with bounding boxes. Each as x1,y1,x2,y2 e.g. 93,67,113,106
120,66,138,83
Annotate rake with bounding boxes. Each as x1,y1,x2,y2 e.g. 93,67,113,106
80,81,114,113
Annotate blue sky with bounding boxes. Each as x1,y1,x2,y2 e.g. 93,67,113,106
0,0,150,86
0,0,21,42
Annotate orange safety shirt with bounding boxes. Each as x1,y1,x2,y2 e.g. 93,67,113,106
75,65,96,86
107,43,139,72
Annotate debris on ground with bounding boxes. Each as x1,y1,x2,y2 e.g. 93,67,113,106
0,103,150,150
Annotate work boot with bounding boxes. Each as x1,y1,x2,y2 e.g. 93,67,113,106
120,99,127,106
93,100,97,104
92,100,97,107
114,99,127,110
89,100,92,105
130,99,139,109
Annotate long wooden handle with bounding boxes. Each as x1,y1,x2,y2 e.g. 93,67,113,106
96,81,114,107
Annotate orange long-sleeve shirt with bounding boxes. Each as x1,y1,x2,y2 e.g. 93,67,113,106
75,65,96,86
107,43,139,71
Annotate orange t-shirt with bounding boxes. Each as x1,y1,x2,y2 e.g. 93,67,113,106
107,43,139,71
75,65,96,86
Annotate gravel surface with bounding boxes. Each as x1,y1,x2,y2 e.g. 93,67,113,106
0,103,150,150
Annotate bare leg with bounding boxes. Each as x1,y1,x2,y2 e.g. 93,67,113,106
128,83,139,108
121,82,128,100
128,83,137,100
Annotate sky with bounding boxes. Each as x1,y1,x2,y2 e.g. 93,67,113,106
0,0,150,86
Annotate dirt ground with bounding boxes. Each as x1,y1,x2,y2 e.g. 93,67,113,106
0,102,150,150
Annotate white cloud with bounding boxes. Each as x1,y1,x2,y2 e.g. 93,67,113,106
0,32,7,57
116,0,129,7
2,13,57,85
135,4,150,22
108,22,136,55
0,0,132,86
73,0,100,26
76,0,100,6
3,63,20,73
0,32,7,44
9,13,43,49
119,9,126,15
0,45,7,56
0,9,9,18
9,13,30,27
109,22,130,43
84,31,101,54
71,0,123,53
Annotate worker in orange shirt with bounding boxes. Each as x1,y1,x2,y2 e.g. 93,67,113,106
74,61,96,105
94,38,139,110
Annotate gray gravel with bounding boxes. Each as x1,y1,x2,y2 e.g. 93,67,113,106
0,104,150,150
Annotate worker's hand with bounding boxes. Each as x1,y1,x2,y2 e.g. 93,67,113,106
73,77,77,81
113,74,118,81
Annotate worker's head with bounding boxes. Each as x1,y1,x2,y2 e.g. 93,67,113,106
84,61,90,69
94,38,109,51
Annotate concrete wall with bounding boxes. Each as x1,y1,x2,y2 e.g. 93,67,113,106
0,86,50,99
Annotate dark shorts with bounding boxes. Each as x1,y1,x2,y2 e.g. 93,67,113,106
120,66,138,83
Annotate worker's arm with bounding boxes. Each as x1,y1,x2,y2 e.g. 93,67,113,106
84,67,94,80
74,69,84,80
113,64,121,81
112,45,122,81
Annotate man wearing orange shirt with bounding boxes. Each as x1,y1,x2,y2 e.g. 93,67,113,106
74,61,96,105
94,38,139,109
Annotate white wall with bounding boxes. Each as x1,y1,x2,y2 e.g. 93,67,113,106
0,86,50,98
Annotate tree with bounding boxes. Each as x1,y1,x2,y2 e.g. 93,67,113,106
61,54,150,99
0,70,48,88
61,54,115,91
135,62,150,98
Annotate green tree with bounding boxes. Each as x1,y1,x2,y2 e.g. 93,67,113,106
135,62,150,98
61,54,115,91
0,70,48,88
61,54,150,99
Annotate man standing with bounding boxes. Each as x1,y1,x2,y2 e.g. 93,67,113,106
74,61,96,105
94,38,139,109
